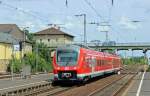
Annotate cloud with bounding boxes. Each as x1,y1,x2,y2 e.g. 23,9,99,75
64,22,74,28
119,16,140,30
97,25,110,32
24,21,35,28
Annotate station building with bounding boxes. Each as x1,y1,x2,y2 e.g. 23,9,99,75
0,33,17,73
33,26,74,57
0,24,32,73
0,24,32,54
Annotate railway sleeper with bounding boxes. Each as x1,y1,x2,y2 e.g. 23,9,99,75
0,83,51,96
22,85,52,95
24,87,51,96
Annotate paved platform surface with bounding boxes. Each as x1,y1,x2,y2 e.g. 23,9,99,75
139,72,150,96
0,73,53,92
125,72,150,96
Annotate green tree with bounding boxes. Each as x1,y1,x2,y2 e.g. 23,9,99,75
122,56,148,65
24,29,34,41
31,42,53,72
8,42,53,73
7,57,22,73
24,52,52,73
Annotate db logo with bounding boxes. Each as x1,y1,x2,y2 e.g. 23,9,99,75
65,67,69,70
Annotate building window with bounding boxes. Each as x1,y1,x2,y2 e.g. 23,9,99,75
40,39,42,42
48,39,50,42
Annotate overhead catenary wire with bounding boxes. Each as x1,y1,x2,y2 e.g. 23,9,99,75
105,0,113,22
0,0,126,43
83,0,105,21
109,25,127,43
82,0,128,43
0,0,49,23
65,0,68,8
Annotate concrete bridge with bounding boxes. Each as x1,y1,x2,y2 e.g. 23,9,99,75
85,42,150,52
47,42,150,57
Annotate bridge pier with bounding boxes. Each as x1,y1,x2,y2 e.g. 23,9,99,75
143,49,148,65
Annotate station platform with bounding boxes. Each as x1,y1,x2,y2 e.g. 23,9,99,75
0,73,53,93
123,72,150,96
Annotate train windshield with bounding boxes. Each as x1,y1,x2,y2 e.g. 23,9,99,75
57,50,78,66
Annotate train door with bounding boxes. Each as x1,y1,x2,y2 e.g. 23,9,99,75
111,58,114,69
91,56,96,73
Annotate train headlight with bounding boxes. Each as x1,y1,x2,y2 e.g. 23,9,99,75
57,67,60,70
73,67,77,70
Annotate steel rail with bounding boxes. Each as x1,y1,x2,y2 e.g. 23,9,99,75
37,87,73,96
87,72,137,96
0,81,52,96
87,74,128,96
111,74,136,96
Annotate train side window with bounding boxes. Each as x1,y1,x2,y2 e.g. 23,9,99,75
87,59,89,64
96,59,99,66
104,60,106,65
101,60,103,66
113,59,115,64
89,57,96,67
93,58,96,66
99,60,101,66
101,60,104,66
103,60,105,65
96,58,100,66
100,59,102,66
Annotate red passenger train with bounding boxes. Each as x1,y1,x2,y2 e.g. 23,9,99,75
52,44,122,82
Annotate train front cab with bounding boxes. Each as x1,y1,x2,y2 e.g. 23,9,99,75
53,45,83,82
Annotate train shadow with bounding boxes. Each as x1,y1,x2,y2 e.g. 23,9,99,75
52,80,79,87
51,73,116,87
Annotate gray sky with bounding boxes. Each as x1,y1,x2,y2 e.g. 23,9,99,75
0,0,150,43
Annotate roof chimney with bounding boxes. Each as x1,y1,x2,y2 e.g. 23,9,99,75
57,26,60,30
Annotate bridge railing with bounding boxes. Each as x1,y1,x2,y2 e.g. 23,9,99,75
72,42,150,47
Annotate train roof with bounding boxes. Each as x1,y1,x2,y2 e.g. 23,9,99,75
56,44,81,50
57,44,120,58
57,44,90,49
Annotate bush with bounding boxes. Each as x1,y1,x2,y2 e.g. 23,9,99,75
122,56,148,65
8,52,53,74
7,57,22,73
8,42,53,74
24,52,52,73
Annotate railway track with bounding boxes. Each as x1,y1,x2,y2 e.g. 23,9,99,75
0,74,137,96
0,74,20,79
0,72,50,79
87,73,136,96
55,72,138,96
0,80,75,96
0,65,140,96
37,86,73,96
87,65,140,96
0,81,52,96
53,74,126,96
111,74,135,96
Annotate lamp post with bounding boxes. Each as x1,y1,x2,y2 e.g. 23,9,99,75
75,14,87,45
11,41,14,80
20,27,29,77
89,22,111,42
21,27,29,56
131,20,141,42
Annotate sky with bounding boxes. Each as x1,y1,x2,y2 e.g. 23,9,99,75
0,0,150,43
1,0,150,57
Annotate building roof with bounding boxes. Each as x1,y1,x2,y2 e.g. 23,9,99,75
0,24,24,41
34,27,74,38
0,33,18,44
